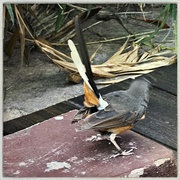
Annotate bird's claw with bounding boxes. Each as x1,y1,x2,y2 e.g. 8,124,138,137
120,148,134,156
110,148,134,158
86,134,103,142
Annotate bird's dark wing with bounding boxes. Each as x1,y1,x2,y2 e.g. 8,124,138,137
76,90,147,131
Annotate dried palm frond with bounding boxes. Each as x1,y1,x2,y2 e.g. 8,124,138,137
35,37,176,84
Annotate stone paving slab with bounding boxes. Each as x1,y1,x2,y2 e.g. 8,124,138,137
3,110,177,177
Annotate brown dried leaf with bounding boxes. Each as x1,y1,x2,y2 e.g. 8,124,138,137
94,63,132,73
92,67,116,78
20,18,176,85
52,59,77,71
37,38,52,47
90,44,102,62
4,27,20,57
104,37,129,64
19,25,25,63
35,39,71,61
97,69,154,85
125,44,139,63
138,52,149,62
67,73,82,83
124,55,176,71
97,75,141,85
102,40,140,65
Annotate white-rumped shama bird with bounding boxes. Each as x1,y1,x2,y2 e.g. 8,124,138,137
68,16,152,156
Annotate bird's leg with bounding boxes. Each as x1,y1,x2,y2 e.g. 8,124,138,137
109,133,122,151
109,133,134,157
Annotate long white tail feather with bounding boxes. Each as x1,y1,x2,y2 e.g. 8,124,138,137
68,40,92,90
68,39,108,110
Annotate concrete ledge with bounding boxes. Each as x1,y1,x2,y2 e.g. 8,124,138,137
3,110,177,177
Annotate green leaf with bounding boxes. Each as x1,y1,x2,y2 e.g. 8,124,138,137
55,4,66,33
138,4,173,45
170,4,177,21
86,4,93,19
6,4,14,26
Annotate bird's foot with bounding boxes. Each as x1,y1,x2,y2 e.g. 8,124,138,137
86,134,107,142
120,148,134,156
110,148,135,158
